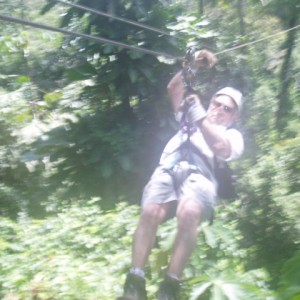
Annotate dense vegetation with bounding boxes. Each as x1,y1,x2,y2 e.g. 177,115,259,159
0,0,299,299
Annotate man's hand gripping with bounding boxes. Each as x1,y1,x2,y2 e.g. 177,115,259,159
180,94,206,124
180,49,218,124
194,49,218,69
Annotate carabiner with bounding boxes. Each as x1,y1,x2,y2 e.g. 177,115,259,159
182,46,197,93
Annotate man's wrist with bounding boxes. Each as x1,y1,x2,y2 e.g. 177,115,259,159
186,102,206,123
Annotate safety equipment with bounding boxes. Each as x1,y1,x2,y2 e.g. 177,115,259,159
181,46,197,96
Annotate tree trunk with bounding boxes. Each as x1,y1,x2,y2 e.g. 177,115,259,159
198,0,204,15
237,0,245,36
275,15,298,131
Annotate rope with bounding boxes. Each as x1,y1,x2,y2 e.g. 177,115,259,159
0,13,180,60
52,0,173,38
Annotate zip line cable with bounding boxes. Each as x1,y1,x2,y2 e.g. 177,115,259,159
0,13,179,60
49,0,300,52
0,13,299,61
52,0,173,38
215,23,300,55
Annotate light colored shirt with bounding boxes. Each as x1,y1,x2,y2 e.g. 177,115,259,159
159,125,244,182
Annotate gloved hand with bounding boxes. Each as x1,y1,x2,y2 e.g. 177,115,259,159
184,94,206,123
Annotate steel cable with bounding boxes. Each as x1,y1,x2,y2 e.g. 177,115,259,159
52,0,174,38
0,13,299,60
0,13,180,60
215,24,300,55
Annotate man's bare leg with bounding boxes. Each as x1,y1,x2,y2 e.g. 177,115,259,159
119,203,173,299
132,202,171,270
167,198,202,278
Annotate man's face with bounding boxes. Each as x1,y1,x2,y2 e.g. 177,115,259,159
206,95,238,127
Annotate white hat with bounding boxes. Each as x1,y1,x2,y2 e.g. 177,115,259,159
215,87,243,112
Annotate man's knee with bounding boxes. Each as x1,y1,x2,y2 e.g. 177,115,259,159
176,199,202,229
140,203,168,226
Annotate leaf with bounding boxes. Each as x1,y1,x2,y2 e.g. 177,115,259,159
128,49,144,59
138,65,155,81
44,92,62,104
190,282,212,300
100,161,113,178
219,282,244,300
117,155,132,172
40,1,57,15
128,67,138,84
16,76,30,83
211,282,224,300
21,150,41,162
201,223,218,248
66,63,97,82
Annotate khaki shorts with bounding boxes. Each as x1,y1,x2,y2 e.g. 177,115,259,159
141,162,217,220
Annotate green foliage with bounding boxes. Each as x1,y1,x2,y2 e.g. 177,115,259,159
0,0,300,298
257,0,300,26
0,87,45,217
277,251,300,300
0,200,138,299
185,205,274,300
0,35,28,90
0,200,275,300
15,0,184,209
236,134,300,285
24,109,145,206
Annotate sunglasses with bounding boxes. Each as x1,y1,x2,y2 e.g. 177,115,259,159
211,99,235,114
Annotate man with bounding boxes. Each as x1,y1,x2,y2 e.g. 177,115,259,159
119,50,244,300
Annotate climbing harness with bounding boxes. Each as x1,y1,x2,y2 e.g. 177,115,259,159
164,47,202,185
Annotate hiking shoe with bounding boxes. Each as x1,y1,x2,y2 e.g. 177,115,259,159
118,273,147,300
157,275,181,300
